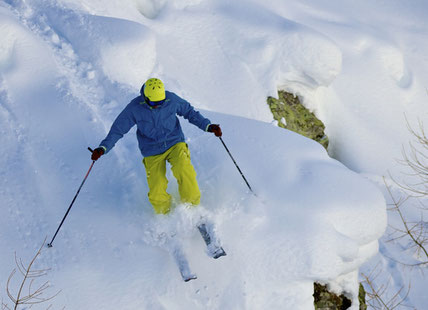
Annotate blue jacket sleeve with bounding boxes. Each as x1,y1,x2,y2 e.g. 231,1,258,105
174,93,211,131
99,102,136,154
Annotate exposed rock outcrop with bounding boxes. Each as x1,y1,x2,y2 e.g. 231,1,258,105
313,282,367,310
267,90,329,150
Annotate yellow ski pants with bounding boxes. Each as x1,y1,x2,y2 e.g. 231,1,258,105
143,142,201,214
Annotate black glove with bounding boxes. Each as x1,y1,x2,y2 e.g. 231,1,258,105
208,124,222,137
91,147,105,161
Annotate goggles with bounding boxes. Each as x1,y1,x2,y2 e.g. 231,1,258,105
145,97,165,107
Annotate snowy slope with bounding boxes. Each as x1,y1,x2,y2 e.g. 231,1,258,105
0,102,386,309
271,0,428,177
40,0,428,178
0,0,426,309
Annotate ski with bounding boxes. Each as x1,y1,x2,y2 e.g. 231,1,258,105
168,239,197,282
163,222,226,282
198,223,227,259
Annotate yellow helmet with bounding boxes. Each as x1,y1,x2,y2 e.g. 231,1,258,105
143,78,166,102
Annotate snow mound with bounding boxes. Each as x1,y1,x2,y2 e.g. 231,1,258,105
151,0,342,122
44,6,156,87
136,0,167,19
52,0,341,121
183,111,386,308
0,7,58,87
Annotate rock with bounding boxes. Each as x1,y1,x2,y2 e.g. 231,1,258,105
358,283,367,310
313,283,367,310
313,283,351,310
267,90,329,150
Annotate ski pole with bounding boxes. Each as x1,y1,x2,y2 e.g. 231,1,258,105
47,147,95,247
218,136,254,193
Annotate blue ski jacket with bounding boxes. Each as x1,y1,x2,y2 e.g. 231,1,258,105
99,91,211,157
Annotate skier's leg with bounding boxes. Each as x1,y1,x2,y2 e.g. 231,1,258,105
197,221,227,259
165,236,197,281
167,142,201,206
143,155,171,214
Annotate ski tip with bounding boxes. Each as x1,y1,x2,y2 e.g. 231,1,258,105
184,275,197,282
212,248,227,259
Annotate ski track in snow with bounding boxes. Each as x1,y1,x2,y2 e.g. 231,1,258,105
0,0,144,277
0,85,45,253
11,2,110,128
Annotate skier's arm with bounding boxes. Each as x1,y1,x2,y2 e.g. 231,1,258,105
98,103,136,154
174,93,211,131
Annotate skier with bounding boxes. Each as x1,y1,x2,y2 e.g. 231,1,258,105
91,78,222,215
91,78,226,281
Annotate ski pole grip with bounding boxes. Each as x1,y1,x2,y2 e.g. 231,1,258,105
88,147,94,153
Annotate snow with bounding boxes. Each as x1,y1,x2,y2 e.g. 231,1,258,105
43,7,157,86
275,0,428,178
0,0,427,309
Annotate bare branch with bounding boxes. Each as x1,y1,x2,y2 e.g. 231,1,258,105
362,268,412,310
4,238,62,309
13,254,26,278
6,270,17,304
1,299,11,310
393,116,428,197
384,178,428,262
